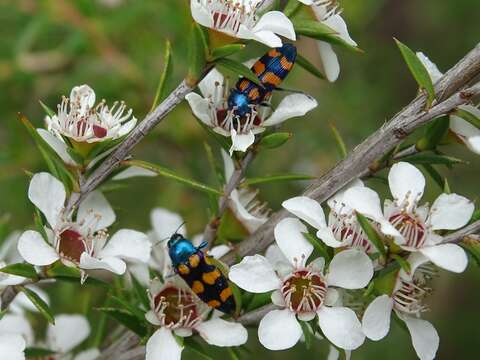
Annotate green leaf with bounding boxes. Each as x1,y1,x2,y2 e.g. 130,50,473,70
259,132,292,149
25,348,57,357
39,100,56,117
416,116,449,150
453,108,480,129
183,338,214,360
45,262,109,286
300,321,313,350
373,268,399,296
97,307,148,337
216,58,263,87
110,295,146,321
402,153,466,166
151,40,173,111
284,0,303,18
421,164,444,190
356,213,387,258
302,232,332,262
245,292,273,312
228,348,241,360
34,207,49,242
123,160,222,196
203,142,225,185
0,263,38,280
329,123,348,158
296,53,325,80
395,39,435,107
391,254,411,274
230,281,243,316
242,174,314,187
443,178,451,194
130,275,150,310
293,20,360,52
187,23,209,86
21,286,55,324
211,44,246,61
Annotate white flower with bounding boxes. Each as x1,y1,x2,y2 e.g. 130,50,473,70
282,180,399,253
17,173,151,278
229,217,373,350
190,0,296,47
186,68,317,153
304,1,357,82
44,314,99,360
145,278,247,360
345,162,474,275
362,266,439,360
44,84,136,144
0,314,34,346
0,334,25,360
221,150,269,233
417,52,480,155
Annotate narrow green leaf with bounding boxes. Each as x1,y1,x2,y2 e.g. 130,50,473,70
183,338,214,360
395,39,435,107
302,232,332,261
21,286,55,324
97,307,148,337
39,100,56,117
296,53,325,80
187,23,209,86
356,213,387,258
421,164,444,190
124,160,222,196
211,44,246,61
230,281,243,316
470,209,480,223
300,321,313,350
130,275,150,310
402,153,466,166
329,123,348,158
203,142,225,185
443,178,451,194
245,292,273,312
228,348,241,360
391,254,411,274
0,263,38,280
259,132,292,149
45,262,109,286
25,348,57,357
242,174,314,187
216,58,263,87
151,40,173,112
283,0,303,18
416,116,449,150
66,147,84,165
453,108,480,129
373,268,399,296
110,295,146,321
34,207,49,242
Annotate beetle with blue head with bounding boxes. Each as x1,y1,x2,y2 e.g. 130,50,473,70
167,232,236,315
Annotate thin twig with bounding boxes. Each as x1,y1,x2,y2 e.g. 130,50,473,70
443,220,480,244
220,42,480,265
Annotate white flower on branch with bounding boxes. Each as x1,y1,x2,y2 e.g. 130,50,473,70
145,278,247,360
190,0,296,47
298,0,358,82
417,52,480,155
362,266,439,360
0,334,25,360
345,162,474,275
186,68,317,153
17,173,151,279
229,217,374,350
282,179,399,252
0,313,34,348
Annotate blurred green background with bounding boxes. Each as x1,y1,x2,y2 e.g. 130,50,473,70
0,0,479,358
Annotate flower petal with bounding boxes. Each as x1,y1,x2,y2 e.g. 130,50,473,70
258,309,302,350
316,227,344,248
399,252,430,281
208,244,230,259
429,193,474,230
17,230,59,266
196,318,248,347
229,255,281,293
230,129,255,154
150,208,186,241
282,196,327,229
185,93,213,127
419,244,468,273
0,334,26,360
263,94,317,126
98,229,151,263
400,315,439,360
0,314,34,345
326,249,373,289
198,68,225,99
79,253,126,275
362,295,393,341
253,11,296,41
323,14,357,46
221,149,235,181
78,191,116,232
146,328,183,360
416,52,443,83
318,306,365,350
388,162,425,210
28,172,66,229
450,105,480,154
47,314,90,353
37,129,76,165
317,41,340,82
274,217,313,266
112,166,157,180
73,348,101,360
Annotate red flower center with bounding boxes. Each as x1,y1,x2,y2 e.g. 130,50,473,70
389,213,426,249
93,125,107,138
58,229,86,263
281,270,327,314
153,286,199,328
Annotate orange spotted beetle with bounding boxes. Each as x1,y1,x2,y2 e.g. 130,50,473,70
168,233,236,314
227,43,297,118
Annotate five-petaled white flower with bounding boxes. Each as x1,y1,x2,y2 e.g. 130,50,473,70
344,162,474,275
282,179,399,253
145,278,248,360
186,67,317,153
416,52,480,155
229,217,373,351
190,0,296,47
17,172,151,278
362,265,439,360
297,0,357,82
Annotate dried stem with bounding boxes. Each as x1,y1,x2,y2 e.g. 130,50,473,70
221,42,480,265
443,220,480,243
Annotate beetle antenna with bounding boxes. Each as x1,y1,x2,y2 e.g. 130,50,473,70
173,221,186,235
